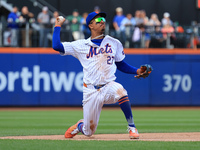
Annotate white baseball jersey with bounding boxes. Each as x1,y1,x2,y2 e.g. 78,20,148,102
61,35,125,85
61,35,128,136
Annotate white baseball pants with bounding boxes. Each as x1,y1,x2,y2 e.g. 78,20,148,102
82,81,127,136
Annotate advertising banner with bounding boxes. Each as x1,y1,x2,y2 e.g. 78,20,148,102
0,48,199,106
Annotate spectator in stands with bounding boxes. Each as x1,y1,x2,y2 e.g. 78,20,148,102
149,26,165,48
161,24,175,48
134,10,149,26
50,11,59,25
161,12,173,26
19,6,34,47
148,13,161,38
132,23,150,48
149,13,161,26
192,35,200,49
20,6,34,23
161,24,175,39
37,6,50,47
120,13,136,47
80,12,91,39
94,6,101,13
66,9,83,40
7,6,19,47
134,10,142,25
113,7,125,40
171,25,186,48
160,12,174,48
140,10,149,25
132,23,143,48
49,11,60,43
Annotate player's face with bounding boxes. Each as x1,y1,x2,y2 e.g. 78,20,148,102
90,15,106,33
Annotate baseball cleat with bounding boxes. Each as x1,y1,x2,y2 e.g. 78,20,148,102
128,126,139,139
65,119,83,138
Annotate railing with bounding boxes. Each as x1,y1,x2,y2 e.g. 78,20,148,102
0,0,13,12
0,22,199,49
29,0,66,18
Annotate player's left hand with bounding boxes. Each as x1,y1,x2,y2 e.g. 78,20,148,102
135,64,153,79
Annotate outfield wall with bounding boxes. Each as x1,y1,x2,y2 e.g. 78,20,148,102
0,48,200,106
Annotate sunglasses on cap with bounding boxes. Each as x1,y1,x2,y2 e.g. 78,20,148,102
90,17,106,24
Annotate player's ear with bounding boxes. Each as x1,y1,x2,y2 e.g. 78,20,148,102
88,24,93,30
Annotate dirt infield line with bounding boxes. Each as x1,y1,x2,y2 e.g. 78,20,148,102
0,132,200,141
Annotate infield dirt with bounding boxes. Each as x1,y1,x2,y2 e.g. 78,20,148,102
0,132,200,141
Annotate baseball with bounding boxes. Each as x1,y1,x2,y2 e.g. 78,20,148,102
58,16,64,21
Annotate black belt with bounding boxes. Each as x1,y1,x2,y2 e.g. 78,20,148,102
94,84,106,89
84,83,106,89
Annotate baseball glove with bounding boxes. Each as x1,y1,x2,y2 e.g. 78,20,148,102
134,64,153,79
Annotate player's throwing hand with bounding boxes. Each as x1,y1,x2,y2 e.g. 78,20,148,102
55,16,65,26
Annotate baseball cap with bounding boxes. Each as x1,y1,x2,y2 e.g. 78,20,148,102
94,6,100,11
42,6,48,11
164,12,170,18
116,7,123,12
73,9,78,12
86,11,106,26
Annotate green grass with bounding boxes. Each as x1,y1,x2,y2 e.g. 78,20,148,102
0,140,200,150
0,108,200,150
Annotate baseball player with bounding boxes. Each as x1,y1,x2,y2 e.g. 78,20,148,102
52,11,152,139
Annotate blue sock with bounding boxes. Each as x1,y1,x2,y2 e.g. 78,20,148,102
118,96,136,128
77,122,84,134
